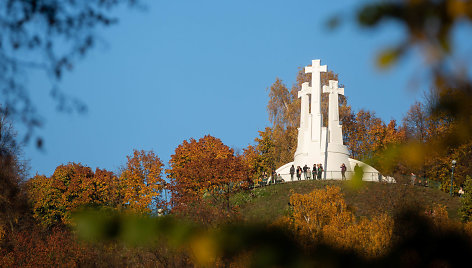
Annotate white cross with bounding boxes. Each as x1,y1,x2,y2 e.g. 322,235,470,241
323,80,344,96
305,59,327,116
298,82,311,129
304,59,327,76
298,82,311,98
323,80,344,144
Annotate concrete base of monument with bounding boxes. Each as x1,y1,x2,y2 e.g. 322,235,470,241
275,158,395,183
323,143,351,180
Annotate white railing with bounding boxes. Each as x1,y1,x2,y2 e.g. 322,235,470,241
255,171,394,187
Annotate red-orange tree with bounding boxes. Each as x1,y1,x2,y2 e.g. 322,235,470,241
344,110,407,175
167,135,250,218
0,227,94,267
27,163,122,227
347,110,386,160
120,149,165,214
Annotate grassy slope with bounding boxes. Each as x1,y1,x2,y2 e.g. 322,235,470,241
233,180,461,223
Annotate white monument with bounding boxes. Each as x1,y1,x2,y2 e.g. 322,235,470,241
276,59,392,182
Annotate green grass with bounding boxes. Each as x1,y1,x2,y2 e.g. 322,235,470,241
232,180,461,223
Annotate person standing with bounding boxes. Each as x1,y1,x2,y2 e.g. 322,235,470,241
272,169,277,184
312,164,317,180
410,172,416,185
306,167,311,180
318,164,324,180
303,164,308,180
340,163,347,180
290,165,295,181
261,172,267,187
296,166,302,181
354,163,364,180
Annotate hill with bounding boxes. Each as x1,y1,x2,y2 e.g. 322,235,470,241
233,180,461,223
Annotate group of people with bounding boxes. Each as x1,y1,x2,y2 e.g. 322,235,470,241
261,171,285,185
289,163,348,181
290,164,325,181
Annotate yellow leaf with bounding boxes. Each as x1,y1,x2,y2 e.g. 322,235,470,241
190,233,218,266
377,48,399,69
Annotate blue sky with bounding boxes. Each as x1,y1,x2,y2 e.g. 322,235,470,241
22,0,456,176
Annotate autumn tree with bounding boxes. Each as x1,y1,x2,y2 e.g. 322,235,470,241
242,127,290,183
338,109,407,175
421,109,471,187
240,145,259,182
267,78,298,130
167,135,250,222
92,168,123,208
384,120,407,146
460,176,472,222
398,96,472,187
265,78,299,168
241,143,269,184
285,186,354,242
403,102,430,143
27,163,122,227
119,149,165,214
0,227,95,267
253,128,277,173
448,141,472,185
400,100,435,178
347,110,386,161
355,1,472,145
374,119,407,175
243,127,277,179
281,186,392,257
0,113,30,237
351,0,472,187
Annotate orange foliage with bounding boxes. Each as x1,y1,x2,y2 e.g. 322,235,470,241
464,221,472,237
241,144,259,181
167,135,250,219
424,203,457,231
27,163,123,227
120,149,165,213
399,100,472,187
347,110,387,160
242,128,277,181
0,228,93,267
91,168,122,208
27,150,165,226
287,186,353,240
384,120,407,146
344,110,407,175
282,186,392,257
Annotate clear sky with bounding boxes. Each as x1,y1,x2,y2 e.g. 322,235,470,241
22,0,458,176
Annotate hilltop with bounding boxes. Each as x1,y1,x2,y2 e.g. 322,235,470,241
233,180,461,223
